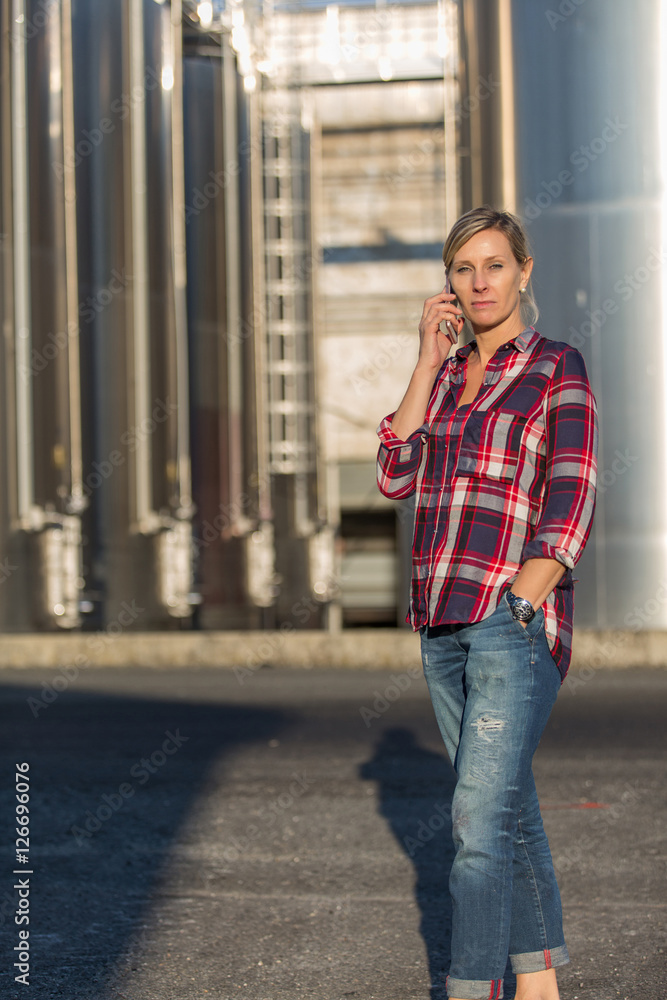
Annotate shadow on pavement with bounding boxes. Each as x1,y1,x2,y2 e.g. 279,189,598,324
0,678,293,1000
360,726,520,1000
359,727,455,999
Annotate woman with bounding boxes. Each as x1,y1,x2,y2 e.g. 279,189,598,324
376,207,598,1000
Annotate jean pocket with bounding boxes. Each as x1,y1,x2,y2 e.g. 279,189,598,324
502,591,544,640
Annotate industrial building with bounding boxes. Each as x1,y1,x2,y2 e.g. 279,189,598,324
0,0,665,634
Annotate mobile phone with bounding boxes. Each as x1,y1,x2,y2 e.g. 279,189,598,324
443,275,459,345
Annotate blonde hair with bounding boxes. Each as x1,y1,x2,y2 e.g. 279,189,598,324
442,206,538,328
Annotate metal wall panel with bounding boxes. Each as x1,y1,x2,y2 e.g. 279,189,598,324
510,0,666,628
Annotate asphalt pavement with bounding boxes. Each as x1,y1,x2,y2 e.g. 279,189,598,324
0,661,665,1000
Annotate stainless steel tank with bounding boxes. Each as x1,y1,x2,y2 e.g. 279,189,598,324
462,0,667,631
509,0,667,630
0,0,85,630
70,0,195,628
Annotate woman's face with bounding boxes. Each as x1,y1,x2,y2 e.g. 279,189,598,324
448,228,533,332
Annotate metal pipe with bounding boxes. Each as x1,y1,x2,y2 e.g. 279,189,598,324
248,85,272,524
305,103,329,527
221,34,245,528
442,0,459,230
169,0,193,519
497,0,517,213
128,0,154,530
461,0,483,207
61,0,85,513
11,0,34,526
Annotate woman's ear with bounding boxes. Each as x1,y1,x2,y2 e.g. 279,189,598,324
521,256,534,287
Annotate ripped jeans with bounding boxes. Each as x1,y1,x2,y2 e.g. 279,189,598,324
420,592,568,1000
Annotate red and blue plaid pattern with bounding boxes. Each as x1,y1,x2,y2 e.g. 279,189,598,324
376,328,598,681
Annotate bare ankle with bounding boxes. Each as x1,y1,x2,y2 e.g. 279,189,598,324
514,967,560,1000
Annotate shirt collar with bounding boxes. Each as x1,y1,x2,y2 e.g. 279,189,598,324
452,326,539,365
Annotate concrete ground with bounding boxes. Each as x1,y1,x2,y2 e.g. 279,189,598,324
0,662,665,1000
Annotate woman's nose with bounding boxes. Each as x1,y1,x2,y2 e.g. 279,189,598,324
472,272,487,291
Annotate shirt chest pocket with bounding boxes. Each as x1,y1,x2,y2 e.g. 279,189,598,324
455,411,525,483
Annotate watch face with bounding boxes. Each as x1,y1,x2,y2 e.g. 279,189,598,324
507,592,534,621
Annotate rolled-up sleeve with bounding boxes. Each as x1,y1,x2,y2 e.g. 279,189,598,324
522,347,598,568
376,412,428,499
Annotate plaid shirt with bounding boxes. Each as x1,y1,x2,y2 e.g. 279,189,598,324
376,327,598,681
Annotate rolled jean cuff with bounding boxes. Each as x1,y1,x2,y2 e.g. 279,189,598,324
510,943,570,973
445,975,503,999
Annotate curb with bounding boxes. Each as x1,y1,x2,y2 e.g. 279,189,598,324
0,629,666,670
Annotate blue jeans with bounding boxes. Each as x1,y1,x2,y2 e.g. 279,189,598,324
420,592,569,1000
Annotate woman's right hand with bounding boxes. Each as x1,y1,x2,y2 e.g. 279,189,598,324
417,287,464,372
389,286,465,442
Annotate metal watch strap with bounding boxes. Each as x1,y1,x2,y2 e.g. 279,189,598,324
506,590,536,623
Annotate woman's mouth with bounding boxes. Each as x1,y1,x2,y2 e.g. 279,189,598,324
471,300,495,309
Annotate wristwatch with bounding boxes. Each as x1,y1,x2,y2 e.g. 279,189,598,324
506,590,536,623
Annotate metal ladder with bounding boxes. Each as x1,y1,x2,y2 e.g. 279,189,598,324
262,96,315,480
